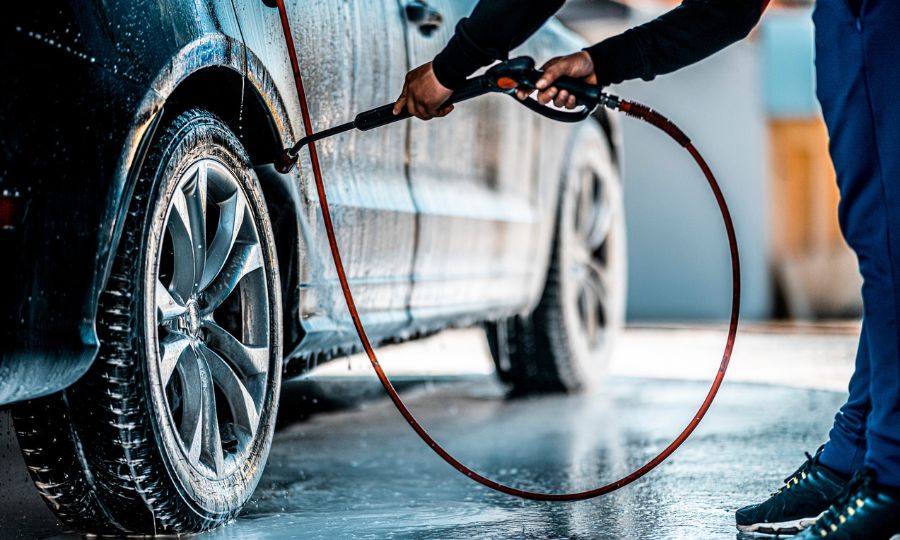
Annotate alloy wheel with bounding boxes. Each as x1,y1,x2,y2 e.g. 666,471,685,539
153,158,270,478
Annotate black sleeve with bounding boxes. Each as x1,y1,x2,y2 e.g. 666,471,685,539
586,0,764,86
432,0,765,90
432,0,565,89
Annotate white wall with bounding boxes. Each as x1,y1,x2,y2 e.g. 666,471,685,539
602,15,772,320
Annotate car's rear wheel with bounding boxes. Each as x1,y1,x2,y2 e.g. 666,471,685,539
486,124,625,393
12,108,282,534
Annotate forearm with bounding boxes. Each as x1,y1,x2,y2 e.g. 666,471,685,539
432,0,565,89
586,0,766,86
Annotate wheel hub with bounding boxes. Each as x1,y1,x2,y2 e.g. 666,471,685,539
173,298,203,339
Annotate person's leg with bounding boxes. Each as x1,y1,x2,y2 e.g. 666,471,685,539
812,0,881,480
786,2,900,535
734,2,900,534
732,4,868,531
856,0,900,489
819,322,869,476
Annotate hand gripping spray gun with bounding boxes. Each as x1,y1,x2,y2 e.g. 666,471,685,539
273,48,741,500
276,57,687,172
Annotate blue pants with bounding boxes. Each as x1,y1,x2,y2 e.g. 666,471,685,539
814,0,900,487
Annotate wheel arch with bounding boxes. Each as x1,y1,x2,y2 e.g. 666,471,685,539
99,39,304,386
149,62,305,363
3,29,305,406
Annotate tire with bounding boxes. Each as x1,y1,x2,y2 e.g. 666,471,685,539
486,123,626,393
12,108,282,534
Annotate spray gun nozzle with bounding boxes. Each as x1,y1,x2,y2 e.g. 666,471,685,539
274,150,298,174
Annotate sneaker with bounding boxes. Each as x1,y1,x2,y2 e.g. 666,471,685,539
736,447,848,535
793,467,900,539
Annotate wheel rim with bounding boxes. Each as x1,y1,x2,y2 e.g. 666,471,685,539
565,166,623,364
153,158,270,479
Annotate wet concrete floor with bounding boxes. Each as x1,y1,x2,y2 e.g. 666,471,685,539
2,373,845,539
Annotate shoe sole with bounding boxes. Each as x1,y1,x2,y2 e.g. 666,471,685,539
736,512,824,535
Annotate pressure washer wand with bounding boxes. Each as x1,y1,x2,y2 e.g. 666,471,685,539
275,57,616,173
274,70,491,172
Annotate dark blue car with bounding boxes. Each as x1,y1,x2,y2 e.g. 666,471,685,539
1,1,624,533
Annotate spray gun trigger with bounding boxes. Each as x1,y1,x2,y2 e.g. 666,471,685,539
495,77,519,90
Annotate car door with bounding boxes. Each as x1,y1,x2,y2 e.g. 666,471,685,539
402,0,543,326
234,1,416,347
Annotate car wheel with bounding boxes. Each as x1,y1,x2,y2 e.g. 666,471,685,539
486,123,625,393
12,108,282,533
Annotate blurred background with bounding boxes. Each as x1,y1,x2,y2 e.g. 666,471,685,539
561,0,860,323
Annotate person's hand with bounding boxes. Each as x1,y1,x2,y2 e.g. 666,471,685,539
393,62,455,120
515,51,598,109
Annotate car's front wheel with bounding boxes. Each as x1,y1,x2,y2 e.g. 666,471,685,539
13,108,282,534
486,123,626,393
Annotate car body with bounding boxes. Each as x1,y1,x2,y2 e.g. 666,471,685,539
1,0,619,404
1,0,624,533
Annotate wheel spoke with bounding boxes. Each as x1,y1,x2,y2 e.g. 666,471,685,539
185,165,208,293
582,260,611,349
200,242,263,312
156,280,187,324
202,320,269,378
588,202,614,248
577,172,596,238
175,350,205,465
583,260,610,306
198,344,260,435
197,356,225,475
199,191,245,291
580,289,598,345
167,189,197,301
159,333,191,387
570,241,593,266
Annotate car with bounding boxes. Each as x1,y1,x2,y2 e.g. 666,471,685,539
1,0,625,534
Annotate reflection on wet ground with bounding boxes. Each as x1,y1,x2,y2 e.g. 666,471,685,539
3,376,843,539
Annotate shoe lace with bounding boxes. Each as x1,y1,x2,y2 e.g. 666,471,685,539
772,450,818,497
812,468,874,537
